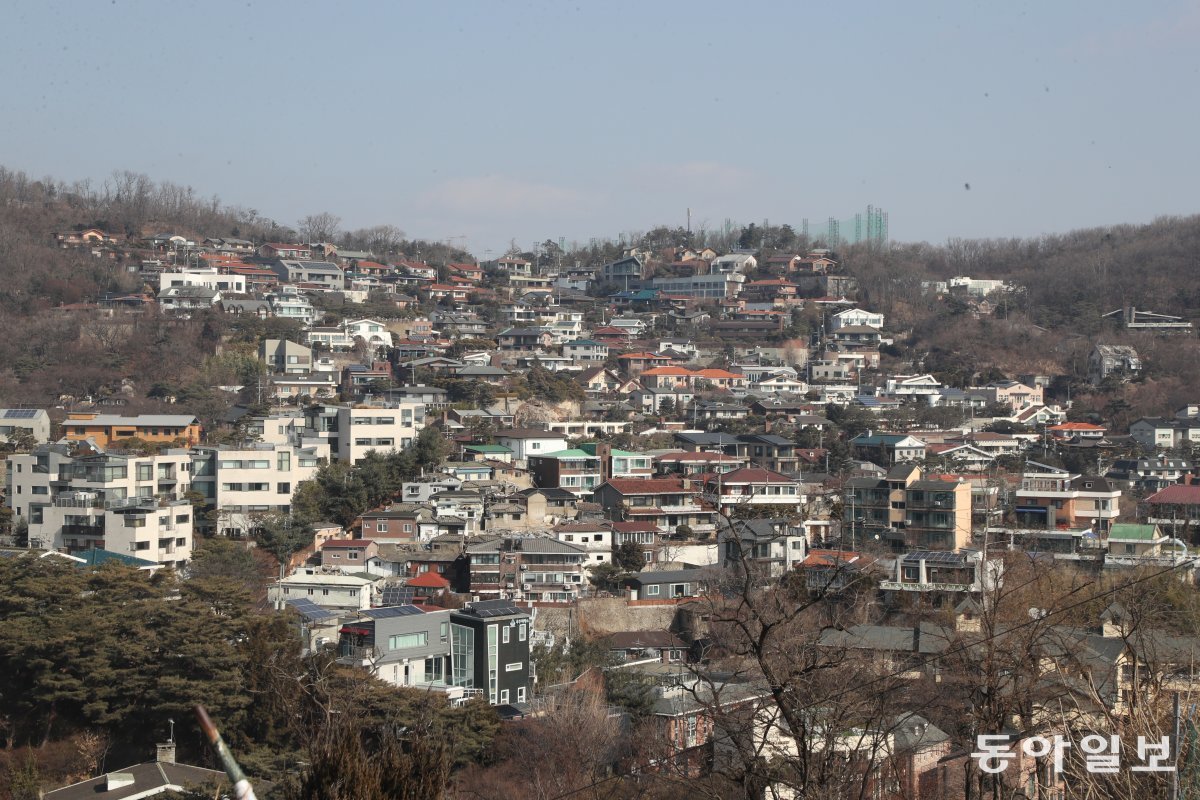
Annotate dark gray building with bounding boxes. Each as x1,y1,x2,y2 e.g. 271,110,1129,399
451,600,532,708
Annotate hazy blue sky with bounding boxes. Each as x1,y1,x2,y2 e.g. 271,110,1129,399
4,0,1198,256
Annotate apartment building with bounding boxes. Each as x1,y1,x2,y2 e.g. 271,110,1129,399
1014,462,1122,532
303,401,426,464
6,443,194,567
190,442,324,537
467,536,589,603
593,477,717,536
845,464,972,551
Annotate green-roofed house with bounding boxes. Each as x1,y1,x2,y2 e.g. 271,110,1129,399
75,548,162,573
1106,523,1182,565
579,442,653,479
463,443,514,464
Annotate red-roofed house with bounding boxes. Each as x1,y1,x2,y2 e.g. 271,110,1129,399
259,242,311,260
1145,482,1200,534
592,326,635,346
406,570,451,598
593,477,717,536
1048,422,1108,440
448,263,483,282
320,539,380,567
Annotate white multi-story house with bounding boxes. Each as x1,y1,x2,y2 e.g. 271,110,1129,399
190,442,325,537
269,567,374,611
552,521,614,567
343,318,392,350
269,288,316,326
494,429,569,466
885,374,943,400
830,308,885,331
158,267,246,295
339,405,424,464
305,326,353,350
6,444,194,567
0,408,51,444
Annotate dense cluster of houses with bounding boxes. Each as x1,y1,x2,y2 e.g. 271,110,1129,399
11,227,1200,796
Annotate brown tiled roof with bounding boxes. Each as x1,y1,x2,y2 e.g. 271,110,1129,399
600,478,692,495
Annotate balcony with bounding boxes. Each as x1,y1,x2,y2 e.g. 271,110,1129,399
337,645,383,666
880,580,975,592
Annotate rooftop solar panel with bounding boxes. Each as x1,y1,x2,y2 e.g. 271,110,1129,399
470,600,525,618
3,409,38,418
285,598,338,622
380,586,416,606
363,605,424,619
903,550,966,564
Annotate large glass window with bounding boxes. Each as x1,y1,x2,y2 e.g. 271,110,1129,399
451,624,474,687
388,632,428,650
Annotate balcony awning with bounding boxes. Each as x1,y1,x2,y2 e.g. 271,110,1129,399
339,626,371,636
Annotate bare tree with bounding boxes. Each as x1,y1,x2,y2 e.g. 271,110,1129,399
299,212,342,243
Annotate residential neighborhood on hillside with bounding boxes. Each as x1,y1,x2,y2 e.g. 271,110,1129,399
3,185,1200,800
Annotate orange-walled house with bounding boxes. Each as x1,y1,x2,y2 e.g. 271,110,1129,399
63,413,202,448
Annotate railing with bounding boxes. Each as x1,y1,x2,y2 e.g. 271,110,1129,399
880,580,976,592
337,645,383,664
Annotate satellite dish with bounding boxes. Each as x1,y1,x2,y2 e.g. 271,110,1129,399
1028,607,1047,620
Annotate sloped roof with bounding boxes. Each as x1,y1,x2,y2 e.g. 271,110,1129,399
407,571,451,588
1146,484,1200,504
1107,523,1161,542
598,477,691,495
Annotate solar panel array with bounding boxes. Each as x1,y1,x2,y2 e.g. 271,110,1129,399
363,605,424,619
3,409,39,419
380,586,416,606
285,598,338,622
904,550,967,564
470,599,524,618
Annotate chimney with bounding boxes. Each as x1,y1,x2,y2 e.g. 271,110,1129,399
156,742,176,764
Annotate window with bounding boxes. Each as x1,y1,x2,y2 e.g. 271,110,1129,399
377,521,389,533
519,622,527,642
500,689,509,704
175,514,190,523
440,622,448,642
137,464,153,481
248,460,270,469
644,585,661,597
505,662,523,672
517,686,526,703
389,632,428,650
502,626,510,644
277,451,291,472
278,483,291,494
